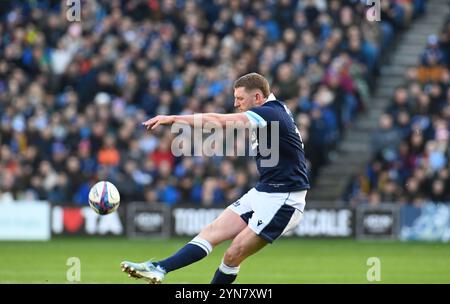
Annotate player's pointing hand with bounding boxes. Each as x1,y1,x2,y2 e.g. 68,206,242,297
142,115,174,130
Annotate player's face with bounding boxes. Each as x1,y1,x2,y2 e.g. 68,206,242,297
234,87,258,112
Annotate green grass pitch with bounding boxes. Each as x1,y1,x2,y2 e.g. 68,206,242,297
1,237,449,283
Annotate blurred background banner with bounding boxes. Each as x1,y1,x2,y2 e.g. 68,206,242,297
51,205,125,236
126,202,171,238
400,203,450,242
170,206,354,238
0,201,50,240
172,207,224,237
289,207,354,238
356,204,400,240
3,202,450,242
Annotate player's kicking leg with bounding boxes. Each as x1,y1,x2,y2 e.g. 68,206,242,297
121,208,247,283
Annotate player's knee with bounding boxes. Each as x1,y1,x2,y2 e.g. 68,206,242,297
223,244,244,267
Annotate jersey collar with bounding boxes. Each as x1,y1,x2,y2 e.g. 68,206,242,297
266,93,276,102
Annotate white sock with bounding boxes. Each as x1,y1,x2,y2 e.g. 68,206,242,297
188,236,213,256
219,260,240,275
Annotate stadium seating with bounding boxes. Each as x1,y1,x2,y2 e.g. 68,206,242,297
344,12,450,206
0,0,427,206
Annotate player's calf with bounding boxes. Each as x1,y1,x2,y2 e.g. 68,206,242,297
156,235,213,273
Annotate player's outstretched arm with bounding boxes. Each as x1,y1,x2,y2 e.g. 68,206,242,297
142,113,249,130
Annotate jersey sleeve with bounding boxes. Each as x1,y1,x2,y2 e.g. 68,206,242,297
245,106,277,128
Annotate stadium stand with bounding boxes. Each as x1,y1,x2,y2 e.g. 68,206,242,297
345,10,450,206
0,0,427,207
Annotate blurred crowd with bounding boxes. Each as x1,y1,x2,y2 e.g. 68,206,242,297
345,12,450,206
0,0,426,206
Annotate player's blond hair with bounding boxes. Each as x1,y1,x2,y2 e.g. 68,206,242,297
233,73,270,98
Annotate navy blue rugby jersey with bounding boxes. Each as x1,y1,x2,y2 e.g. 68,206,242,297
244,94,310,193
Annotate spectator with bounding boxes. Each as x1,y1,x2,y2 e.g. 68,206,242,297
97,135,121,167
371,114,402,155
